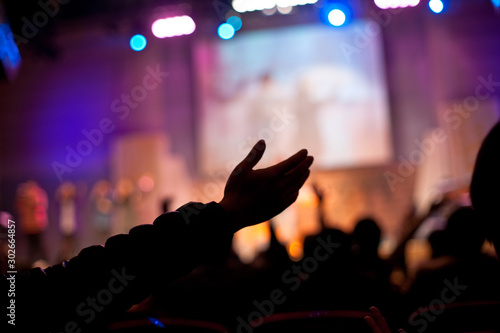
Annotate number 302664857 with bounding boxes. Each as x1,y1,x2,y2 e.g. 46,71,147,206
7,219,16,270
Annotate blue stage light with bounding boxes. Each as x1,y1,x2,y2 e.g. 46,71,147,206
218,23,235,40
130,34,147,51
321,2,352,27
227,16,242,31
429,0,444,13
328,9,346,26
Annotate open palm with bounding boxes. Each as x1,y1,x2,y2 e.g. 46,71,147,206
219,140,313,232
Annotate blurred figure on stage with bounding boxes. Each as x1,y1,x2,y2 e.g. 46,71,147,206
89,179,113,245
55,181,78,261
113,178,139,234
15,180,49,266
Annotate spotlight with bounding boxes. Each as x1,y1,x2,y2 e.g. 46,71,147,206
321,2,352,27
218,23,235,40
374,0,419,9
429,0,444,13
138,175,154,192
232,0,317,13
277,5,293,14
130,34,147,51
151,15,196,38
227,16,242,31
328,9,346,26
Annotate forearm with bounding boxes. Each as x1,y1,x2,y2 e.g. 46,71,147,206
3,202,233,332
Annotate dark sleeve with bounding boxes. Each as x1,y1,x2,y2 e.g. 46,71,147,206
2,202,233,333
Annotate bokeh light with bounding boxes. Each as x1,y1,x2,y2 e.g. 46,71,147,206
151,15,196,38
429,0,444,13
288,240,303,261
374,0,420,9
277,5,293,14
232,0,317,13
138,175,155,192
227,16,243,31
328,8,347,26
218,23,235,40
129,34,147,51
262,6,278,15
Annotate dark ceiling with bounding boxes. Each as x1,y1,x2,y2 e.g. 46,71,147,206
3,0,228,57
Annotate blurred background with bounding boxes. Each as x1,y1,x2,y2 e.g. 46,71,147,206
0,0,499,275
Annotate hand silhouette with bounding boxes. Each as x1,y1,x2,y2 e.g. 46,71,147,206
312,182,324,203
219,140,313,232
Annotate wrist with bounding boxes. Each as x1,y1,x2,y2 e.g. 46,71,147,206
218,198,244,233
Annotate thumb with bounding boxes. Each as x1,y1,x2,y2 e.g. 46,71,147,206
236,140,266,172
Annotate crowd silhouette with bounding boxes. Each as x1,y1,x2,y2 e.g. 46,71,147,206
2,122,500,333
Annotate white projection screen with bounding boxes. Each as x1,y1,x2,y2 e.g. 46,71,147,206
195,22,393,175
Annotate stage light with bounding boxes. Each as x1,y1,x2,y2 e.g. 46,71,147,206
429,0,444,13
227,16,242,31
277,5,293,14
129,34,147,51
328,9,346,26
288,241,303,260
262,7,278,15
374,0,419,9
232,0,317,13
321,2,351,27
218,23,235,40
492,0,500,8
151,15,196,38
138,175,154,192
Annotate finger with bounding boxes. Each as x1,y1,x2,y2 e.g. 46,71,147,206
275,191,299,216
278,167,310,210
268,149,308,175
279,156,312,190
364,316,382,333
293,169,311,193
235,140,266,172
284,191,299,208
369,307,391,332
281,168,311,198
285,156,314,178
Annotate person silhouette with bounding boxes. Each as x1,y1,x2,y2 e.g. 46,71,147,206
1,140,313,333
367,121,500,333
470,121,500,257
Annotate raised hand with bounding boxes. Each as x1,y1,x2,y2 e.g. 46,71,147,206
312,182,324,203
219,140,313,232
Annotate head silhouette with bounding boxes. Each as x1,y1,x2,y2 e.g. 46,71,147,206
352,218,381,257
444,206,484,257
470,121,500,256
